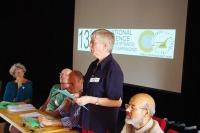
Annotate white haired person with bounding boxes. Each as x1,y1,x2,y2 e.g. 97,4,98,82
39,68,72,116
3,63,33,133
121,93,163,133
76,29,123,133
3,63,32,103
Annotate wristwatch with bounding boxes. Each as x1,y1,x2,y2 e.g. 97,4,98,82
95,98,99,105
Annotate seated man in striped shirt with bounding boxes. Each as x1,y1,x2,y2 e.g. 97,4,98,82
38,70,83,129
39,68,72,113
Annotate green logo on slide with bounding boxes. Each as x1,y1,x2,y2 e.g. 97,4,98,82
138,31,154,52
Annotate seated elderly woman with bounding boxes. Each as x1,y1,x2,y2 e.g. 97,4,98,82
3,62,32,103
121,93,164,133
3,63,33,133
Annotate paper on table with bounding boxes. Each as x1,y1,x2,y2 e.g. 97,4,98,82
20,112,43,118
7,104,35,112
0,101,16,109
22,118,40,128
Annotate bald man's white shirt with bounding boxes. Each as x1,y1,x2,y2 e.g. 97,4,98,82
121,118,164,133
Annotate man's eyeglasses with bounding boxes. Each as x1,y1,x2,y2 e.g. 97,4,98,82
125,104,146,112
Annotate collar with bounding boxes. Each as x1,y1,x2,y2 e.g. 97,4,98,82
95,54,113,70
134,118,154,133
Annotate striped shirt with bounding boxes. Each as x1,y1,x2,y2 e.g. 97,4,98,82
58,102,81,128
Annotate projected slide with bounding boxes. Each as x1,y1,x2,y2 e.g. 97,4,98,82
78,29,176,59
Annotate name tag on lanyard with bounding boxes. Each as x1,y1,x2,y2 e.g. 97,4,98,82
89,77,100,82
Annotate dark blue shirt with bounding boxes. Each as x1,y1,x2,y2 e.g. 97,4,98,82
82,54,124,133
3,80,32,102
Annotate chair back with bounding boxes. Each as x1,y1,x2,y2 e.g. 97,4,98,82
167,129,179,133
153,116,167,131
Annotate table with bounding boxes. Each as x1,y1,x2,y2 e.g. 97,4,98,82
0,108,79,133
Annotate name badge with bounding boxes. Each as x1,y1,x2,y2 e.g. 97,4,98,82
89,77,100,82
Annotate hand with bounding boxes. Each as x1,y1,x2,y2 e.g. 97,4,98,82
38,116,53,127
75,96,90,106
16,77,24,88
39,105,46,111
72,93,80,98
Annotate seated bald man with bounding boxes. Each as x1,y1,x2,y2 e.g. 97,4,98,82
39,70,83,128
121,93,164,133
39,68,72,114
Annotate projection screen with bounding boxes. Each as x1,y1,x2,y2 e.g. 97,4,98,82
73,0,188,93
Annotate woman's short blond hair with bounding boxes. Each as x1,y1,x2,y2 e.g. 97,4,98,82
91,29,115,53
9,63,26,77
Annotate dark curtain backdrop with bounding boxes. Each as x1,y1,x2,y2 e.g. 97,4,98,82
0,0,75,107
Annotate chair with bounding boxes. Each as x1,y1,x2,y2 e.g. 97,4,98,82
167,129,179,133
0,122,5,133
153,116,167,131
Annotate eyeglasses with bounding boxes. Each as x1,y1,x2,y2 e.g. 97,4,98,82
125,104,146,112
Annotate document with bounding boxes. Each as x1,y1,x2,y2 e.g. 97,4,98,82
55,89,89,111
20,112,43,118
7,104,35,112
0,101,16,109
54,89,75,100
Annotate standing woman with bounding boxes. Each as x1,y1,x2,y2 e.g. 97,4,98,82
3,63,32,103
76,29,124,133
